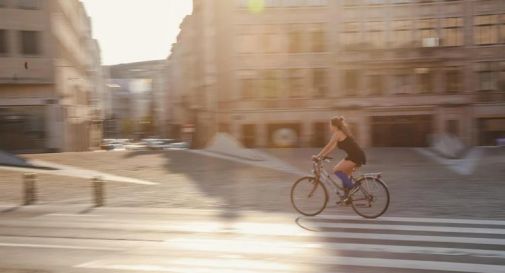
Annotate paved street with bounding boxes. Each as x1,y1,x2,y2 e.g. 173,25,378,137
0,147,504,272
0,205,504,273
1,147,504,218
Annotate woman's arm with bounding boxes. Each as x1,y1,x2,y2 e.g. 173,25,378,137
315,133,338,159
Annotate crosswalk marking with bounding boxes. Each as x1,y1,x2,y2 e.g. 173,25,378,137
309,222,505,235
313,231,505,246
77,255,505,273
2,207,505,273
317,214,505,226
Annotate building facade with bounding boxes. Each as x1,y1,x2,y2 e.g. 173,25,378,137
0,0,105,152
105,60,166,139
167,0,505,148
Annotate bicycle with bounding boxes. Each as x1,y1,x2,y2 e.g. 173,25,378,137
290,156,390,218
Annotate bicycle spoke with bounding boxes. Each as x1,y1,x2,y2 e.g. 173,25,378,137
351,177,390,219
291,177,328,216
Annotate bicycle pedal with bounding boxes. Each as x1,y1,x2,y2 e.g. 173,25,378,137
337,198,352,207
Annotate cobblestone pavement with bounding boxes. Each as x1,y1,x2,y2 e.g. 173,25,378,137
0,147,504,219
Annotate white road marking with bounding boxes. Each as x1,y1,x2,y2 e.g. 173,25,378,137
310,222,505,235
0,160,157,185
0,242,120,251
317,214,505,226
76,255,505,273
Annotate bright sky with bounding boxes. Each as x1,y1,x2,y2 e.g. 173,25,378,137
81,0,193,65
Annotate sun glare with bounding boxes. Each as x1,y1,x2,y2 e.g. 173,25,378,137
248,0,265,14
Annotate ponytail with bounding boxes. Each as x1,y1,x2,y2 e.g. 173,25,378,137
331,116,353,137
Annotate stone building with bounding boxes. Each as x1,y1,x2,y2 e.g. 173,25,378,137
167,0,505,148
0,0,105,152
105,60,166,139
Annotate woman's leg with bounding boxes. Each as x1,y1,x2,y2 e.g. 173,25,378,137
334,159,357,190
334,159,357,176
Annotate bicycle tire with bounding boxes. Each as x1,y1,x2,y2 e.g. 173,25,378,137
350,177,390,219
290,176,328,216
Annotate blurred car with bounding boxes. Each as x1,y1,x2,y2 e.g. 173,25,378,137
101,139,130,151
125,142,147,151
143,139,178,150
110,143,126,151
164,141,189,150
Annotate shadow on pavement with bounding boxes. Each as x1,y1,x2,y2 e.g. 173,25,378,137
1,206,21,213
295,216,320,232
122,150,166,159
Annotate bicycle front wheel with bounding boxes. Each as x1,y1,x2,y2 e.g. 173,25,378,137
350,177,390,219
290,176,328,216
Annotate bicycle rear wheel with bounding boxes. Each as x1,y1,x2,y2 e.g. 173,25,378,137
290,176,328,216
350,177,390,219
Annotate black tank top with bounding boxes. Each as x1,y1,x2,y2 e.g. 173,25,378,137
338,136,362,156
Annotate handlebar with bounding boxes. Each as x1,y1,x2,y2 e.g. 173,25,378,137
313,156,333,162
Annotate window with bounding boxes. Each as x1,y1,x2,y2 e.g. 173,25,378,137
500,14,505,43
288,30,302,53
340,22,361,49
261,30,283,53
241,78,256,99
445,69,462,93
343,0,361,6
447,120,459,136
311,28,326,52
368,74,384,96
0,30,7,54
474,15,499,45
20,31,40,55
394,73,409,94
478,71,496,91
343,70,358,96
365,21,385,48
18,0,39,9
391,20,413,48
262,33,277,53
441,17,464,46
476,62,498,91
262,70,280,98
288,69,305,98
500,62,505,92
476,61,505,91
417,19,438,46
416,68,434,94
313,69,327,97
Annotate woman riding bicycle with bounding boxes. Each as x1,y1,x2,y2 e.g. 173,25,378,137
312,116,366,200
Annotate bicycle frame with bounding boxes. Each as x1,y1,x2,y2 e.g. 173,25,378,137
312,159,382,197
312,160,344,195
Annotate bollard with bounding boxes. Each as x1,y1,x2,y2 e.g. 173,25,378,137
23,173,37,205
92,176,105,207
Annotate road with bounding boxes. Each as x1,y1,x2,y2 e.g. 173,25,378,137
0,205,504,273
0,147,504,272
